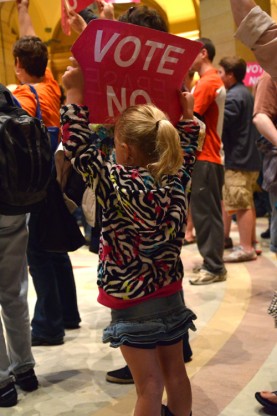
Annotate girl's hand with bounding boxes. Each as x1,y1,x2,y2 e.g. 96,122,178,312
62,57,84,105
179,91,194,120
96,0,115,20
68,10,87,35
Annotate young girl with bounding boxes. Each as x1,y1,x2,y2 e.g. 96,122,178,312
61,59,199,416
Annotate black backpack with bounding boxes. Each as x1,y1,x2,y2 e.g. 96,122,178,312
0,84,52,215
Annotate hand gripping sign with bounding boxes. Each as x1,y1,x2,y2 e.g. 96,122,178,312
71,20,202,125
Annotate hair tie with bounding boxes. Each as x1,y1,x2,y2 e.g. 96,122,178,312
156,120,160,130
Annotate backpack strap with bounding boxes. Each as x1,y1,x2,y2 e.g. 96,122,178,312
28,84,43,120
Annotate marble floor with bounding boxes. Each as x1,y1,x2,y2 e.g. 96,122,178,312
2,217,276,416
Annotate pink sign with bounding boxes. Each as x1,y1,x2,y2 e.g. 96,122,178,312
106,0,140,3
72,20,202,124
63,0,93,13
244,62,264,87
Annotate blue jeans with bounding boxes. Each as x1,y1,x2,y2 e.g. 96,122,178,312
27,213,81,340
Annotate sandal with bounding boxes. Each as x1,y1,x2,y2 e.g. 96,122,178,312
255,391,277,411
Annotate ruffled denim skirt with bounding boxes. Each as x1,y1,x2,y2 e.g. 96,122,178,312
103,291,197,348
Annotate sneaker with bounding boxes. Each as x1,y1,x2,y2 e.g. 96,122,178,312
192,263,202,273
106,365,134,384
32,336,64,346
253,241,262,256
189,269,227,285
223,246,257,263
0,382,17,407
14,369,38,392
224,237,233,249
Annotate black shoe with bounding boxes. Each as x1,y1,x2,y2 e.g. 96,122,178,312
260,228,270,239
224,237,233,249
106,365,134,384
14,369,38,392
161,404,191,416
0,382,17,407
161,405,174,416
32,336,64,346
255,391,277,412
64,323,81,330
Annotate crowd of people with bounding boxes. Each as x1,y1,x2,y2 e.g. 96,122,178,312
0,0,276,414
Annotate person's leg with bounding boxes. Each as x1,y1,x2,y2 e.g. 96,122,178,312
157,340,192,416
27,213,64,342
236,208,255,252
223,206,232,239
53,252,81,328
120,345,164,416
191,161,225,274
0,215,35,377
184,209,195,244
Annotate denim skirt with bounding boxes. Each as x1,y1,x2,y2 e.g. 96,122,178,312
103,291,197,348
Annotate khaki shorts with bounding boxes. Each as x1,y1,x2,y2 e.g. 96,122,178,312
223,170,259,213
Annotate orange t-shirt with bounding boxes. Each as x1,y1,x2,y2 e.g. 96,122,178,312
13,68,61,128
193,68,226,165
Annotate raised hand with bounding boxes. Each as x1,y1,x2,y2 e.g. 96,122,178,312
96,0,115,20
179,91,194,120
62,57,84,105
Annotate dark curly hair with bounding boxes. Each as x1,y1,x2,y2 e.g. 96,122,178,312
13,36,48,78
118,5,168,33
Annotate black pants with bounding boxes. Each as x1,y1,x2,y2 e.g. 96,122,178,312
191,160,226,274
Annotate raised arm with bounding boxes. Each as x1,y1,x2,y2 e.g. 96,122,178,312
176,91,200,183
229,0,257,26
68,10,87,35
16,0,36,37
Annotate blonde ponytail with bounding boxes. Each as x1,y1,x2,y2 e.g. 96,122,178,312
115,104,183,182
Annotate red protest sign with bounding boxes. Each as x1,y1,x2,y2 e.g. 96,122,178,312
63,0,93,12
71,20,202,124
106,0,140,2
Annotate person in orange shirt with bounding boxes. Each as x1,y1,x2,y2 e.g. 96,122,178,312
13,0,60,127
188,38,227,285
13,0,81,347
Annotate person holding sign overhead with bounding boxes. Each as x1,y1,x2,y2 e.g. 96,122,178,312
66,1,200,383
61,50,199,415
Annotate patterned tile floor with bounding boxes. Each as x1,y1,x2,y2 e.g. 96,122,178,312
2,217,276,416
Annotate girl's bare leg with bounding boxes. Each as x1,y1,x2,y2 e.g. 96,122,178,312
120,345,164,416
157,340,192,416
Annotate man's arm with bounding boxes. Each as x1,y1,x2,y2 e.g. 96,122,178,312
229,0,256,26
253,113,277,147
230,0,277,81
17,0,36,37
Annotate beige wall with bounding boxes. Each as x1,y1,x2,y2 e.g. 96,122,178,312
199,0,272,67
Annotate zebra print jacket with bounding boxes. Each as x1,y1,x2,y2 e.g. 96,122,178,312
61,104,200,309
